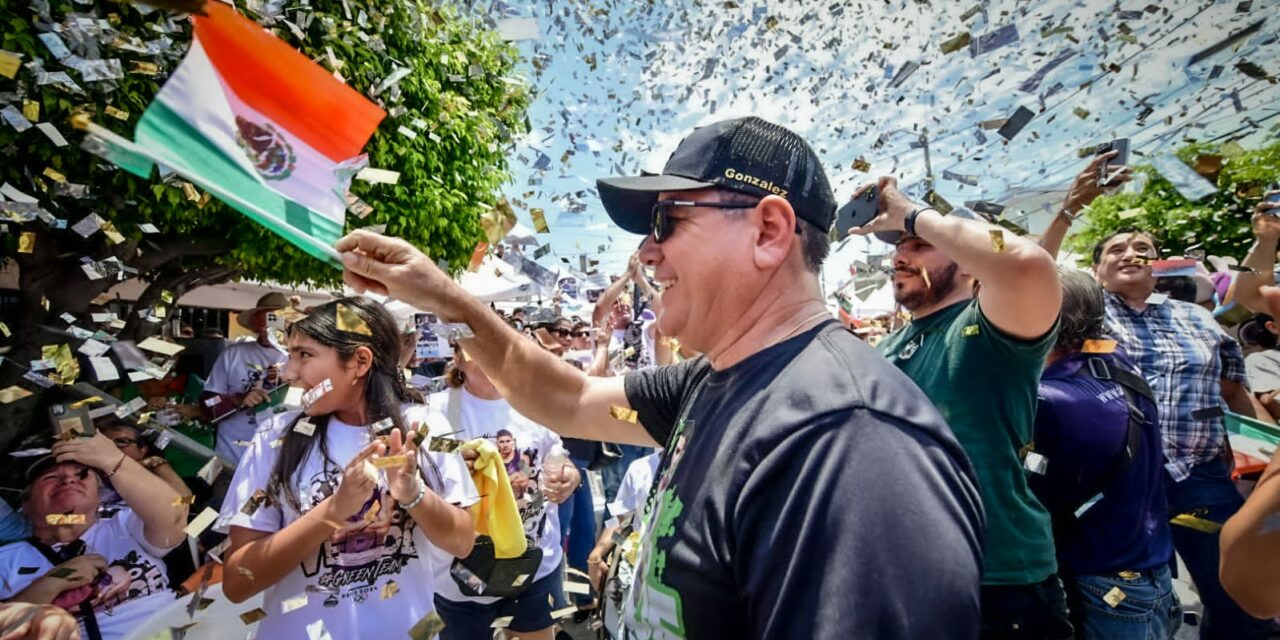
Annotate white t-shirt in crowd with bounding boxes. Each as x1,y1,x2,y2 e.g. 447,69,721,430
0,508,179,640
607,452,662,523
428,387,567,604
214,405,477,639
203,340,286,464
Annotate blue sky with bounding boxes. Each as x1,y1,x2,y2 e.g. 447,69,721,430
484,0,1280,292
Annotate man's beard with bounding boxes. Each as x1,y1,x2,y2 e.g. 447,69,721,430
893,262,961,311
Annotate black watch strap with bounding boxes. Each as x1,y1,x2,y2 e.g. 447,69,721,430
904,208,921,237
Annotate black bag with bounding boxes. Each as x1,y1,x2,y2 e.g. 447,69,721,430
450,534,543,599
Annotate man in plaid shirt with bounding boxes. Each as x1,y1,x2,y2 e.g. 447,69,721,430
1092,228,1271,639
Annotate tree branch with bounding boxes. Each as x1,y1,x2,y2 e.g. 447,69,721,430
131,236,231,274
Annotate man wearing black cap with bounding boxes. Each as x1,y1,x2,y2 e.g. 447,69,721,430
855,179,1067,638
336,117,985,638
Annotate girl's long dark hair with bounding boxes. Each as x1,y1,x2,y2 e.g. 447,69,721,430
266,296,443,513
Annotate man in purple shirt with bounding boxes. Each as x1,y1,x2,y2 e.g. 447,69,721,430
1030,269,1180,639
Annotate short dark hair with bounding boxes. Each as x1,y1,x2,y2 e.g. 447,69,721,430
716,189,828,273
1055,268,1108,353
495,429,513,439
1091,228,1159,265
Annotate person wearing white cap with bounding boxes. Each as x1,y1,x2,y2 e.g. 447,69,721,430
200,292,289,465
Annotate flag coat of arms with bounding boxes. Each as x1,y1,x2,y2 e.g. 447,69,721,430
87,2,385,266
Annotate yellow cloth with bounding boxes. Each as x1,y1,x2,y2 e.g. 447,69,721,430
459,438,527,558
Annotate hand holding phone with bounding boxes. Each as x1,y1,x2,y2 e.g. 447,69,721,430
833,186,881,238
1097,139,1130,186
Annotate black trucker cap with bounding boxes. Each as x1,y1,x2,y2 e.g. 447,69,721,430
597,117,837,236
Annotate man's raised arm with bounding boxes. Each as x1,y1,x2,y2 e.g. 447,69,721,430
337,231,656,446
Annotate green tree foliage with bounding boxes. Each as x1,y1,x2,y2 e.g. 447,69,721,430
1065,140,1280,263
0,0,529,451
1,0,530,290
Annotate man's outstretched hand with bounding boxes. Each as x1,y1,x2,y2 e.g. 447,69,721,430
336,230,460,313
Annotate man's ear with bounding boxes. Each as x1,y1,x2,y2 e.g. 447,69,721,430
753,195,797,270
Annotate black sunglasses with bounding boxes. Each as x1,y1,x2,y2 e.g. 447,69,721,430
650,200,759,244
112,437,139,448
549,328,573,337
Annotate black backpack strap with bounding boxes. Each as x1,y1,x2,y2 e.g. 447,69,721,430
1067,357,1154,516
25,538,104,640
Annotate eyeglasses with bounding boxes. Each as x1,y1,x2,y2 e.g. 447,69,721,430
650,199,759,244
549,328,573,337
571,331,590,338
111,437,139,448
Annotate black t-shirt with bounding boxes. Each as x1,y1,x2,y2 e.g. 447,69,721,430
620,322,985,639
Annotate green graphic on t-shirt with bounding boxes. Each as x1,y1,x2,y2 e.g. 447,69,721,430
623,418,691,639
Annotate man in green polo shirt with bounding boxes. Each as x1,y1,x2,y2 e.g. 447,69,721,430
856,178,1066,639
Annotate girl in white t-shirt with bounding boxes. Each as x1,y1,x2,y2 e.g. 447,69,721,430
215,297,478,639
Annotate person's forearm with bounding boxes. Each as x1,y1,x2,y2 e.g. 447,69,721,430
1233,237,1278,312
592,525,618,558
1220,455,1280,617
405,490,474,559
593,277,631,326
1038,213,1073,260
224,501,343,603
1225,380,1274,423
586,333,612,377
109,456,185,546
8,577,64,605
915,209,1056,286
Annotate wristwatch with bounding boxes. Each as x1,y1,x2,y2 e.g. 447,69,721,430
905,207,937,237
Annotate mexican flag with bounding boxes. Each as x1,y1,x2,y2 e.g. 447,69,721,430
86,2,385,266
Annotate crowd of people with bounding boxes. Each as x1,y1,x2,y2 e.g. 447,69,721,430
3,115,1280,640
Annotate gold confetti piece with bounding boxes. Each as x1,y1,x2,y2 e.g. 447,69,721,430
104,105,130,121
17,232,35,254
852,157,871,173
1103,586,1126,608
45,513,86,525
241,489,269,516
371,454,412,469
380,580,399,600
610,405,638,423
408,611,446,640
280,593,308,613
1117,570,1140,580
961,324,980,337
130,61,159,75
293,419,316,436
70,111,92,131
335,303,372,335
68,396,101,409
0,386,31,404
239,608,267,625
236,566,256,582
173,495,196,506
921,266,931,289
42,167,66,184
531,207,549,233
0,50,21,79
269,437,285,449
491,616,514,629
940,32,971,54
1082,339,1117,354
1129,256,1152,266
989,229,1005,253
363,499,382,523
0,321,10,337
22,99,39,122
181,182,199,202
1170,513,1222,533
